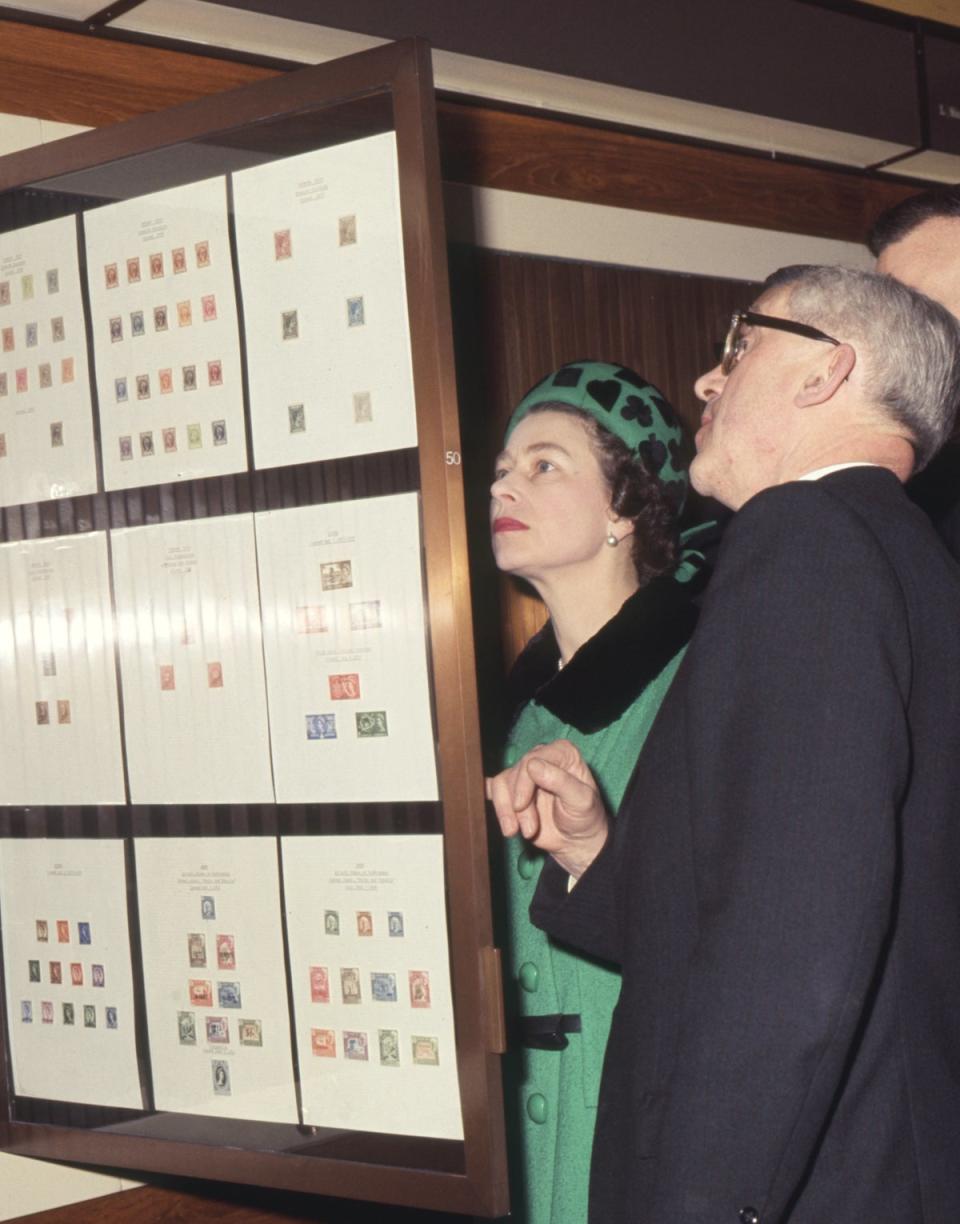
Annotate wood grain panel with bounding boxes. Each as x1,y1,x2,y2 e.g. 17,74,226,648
437,100,919,244
0,19,274,126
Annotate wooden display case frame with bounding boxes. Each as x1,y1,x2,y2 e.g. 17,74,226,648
0,38,508,1217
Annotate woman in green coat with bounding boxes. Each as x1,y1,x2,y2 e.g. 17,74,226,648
490,360,708,1224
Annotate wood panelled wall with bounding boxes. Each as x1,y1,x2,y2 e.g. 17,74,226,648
0,13,927,1224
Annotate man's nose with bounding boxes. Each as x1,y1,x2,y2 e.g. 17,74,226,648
694,363,726,405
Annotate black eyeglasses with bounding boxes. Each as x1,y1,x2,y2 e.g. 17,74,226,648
721,310,841,376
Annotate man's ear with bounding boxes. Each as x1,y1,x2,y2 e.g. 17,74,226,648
795,342,856,408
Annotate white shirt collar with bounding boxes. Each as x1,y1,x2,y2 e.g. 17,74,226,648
797,462,880,482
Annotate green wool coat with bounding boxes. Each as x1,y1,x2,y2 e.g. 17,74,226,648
500,573,703,1224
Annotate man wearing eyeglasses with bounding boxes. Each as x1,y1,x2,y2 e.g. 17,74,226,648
489,264,960,1224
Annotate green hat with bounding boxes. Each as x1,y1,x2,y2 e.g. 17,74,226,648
505,360,688,511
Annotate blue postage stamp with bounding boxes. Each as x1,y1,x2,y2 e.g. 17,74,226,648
306,713,337,740
371,972,397,1002
217,981,242,1009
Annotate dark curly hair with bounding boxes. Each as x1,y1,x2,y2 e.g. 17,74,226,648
523,403,681,585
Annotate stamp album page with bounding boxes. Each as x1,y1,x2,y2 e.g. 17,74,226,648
281,834,463,1138
0,531,125,805
255,492,438,803
232,132,417,469
0,838,143,1108
110,513,274,804
83,177,247,491
134,837,298,1123
0,215,98,507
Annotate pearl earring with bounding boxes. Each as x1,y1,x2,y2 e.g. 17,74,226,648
606,531,618,547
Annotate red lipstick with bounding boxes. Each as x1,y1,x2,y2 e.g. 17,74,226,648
493,517,528,533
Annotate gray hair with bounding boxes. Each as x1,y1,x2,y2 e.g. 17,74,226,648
763,265,960,471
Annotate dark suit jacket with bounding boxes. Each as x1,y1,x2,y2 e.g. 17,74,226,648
532,467,960,1224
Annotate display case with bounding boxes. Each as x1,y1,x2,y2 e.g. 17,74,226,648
0,38,508,1217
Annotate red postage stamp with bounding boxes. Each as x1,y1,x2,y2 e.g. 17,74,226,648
201,293,217,322
70,962,83,986
329,673,360,701
160,664,175,691
172,247,186,274
126,256,141,284
311,1027,336,1057
296,606,329,634
207,661,223,689
195,240,211,268
216,934,235,969
189,979,213,1007
274,229,292,260
149,252,164,279
409,970,431,1008
104,263,119,289
310,965,329,1003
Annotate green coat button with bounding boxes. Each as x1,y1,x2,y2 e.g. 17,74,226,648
518,962,539,993
526,1093,547,1124
517,850,536,879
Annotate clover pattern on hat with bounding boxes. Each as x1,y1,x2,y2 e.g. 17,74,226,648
505,360,689,511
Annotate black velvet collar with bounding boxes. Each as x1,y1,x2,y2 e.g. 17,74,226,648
506,568,704,736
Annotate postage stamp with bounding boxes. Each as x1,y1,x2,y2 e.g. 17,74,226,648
218,981,241,1009
92,964,105,988
49,961,62,983
178,1010,197,1045
115,376,128,403
411,1035,439,1065
205,1015,229,1044
25,321,37,348
78,922,91,945
340,967,361,1004
0,432,5,456
195,240,211,268
130,310,144,338
20,1001,31,1023
154,305,168,332
57,699,70,725
21,274,33,299
208,661,224,689
188,932,207,968
0,373,6,395
39,362,52,389
119,435,133,461
126,256,140,284
177,300,192,328
189,979,213,1007
329,673,360,701
163,427,177,453
409,970,431,1008
35,701,49,725
172,247,186,274
201,293,217,322
51,316,65,343
106,1007,118,1030
346,295,365,328
349,600,381,630
239,1019,262,1047
50,421,63,448
338,215,357,246
353,390,373,423
208,359,223,387
216,933,235,969
323,910,339,935
357,912,373,937
201,895,216,920
41,653,55,677
1,326,12,351
136,373,150,400
387,911,404,937
0,279,8,304
36,920,48,942
281,309,299,341
83,1004,96,1028
149,252,164,279
105,263,118,289
16,367,27,393
70,962,83,985
355,710,388,738
160,664,175,691
378,1029,400,1066
28,960,40,982
343,1030,368,1061
62,1002,74,1025
320,560,352,591
288,403,306,433
306,713,337,741
47,268,59,294
140,431,155,457
295,605,329,634
212,419,227,446
310,965,329,1003
187,423,203,449
311,1027,335,1057
211,1059,230,1095
370,972,397,1002
41,1001,53,1024
274,229,292,260
57,920,69,943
